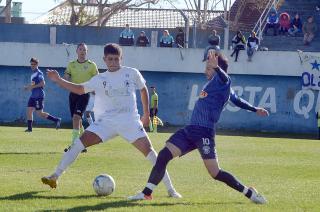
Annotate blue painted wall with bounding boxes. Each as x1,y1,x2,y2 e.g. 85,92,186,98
0,66,317,134
0,23,223,48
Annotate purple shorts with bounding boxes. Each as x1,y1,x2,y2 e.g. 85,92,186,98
168,125,217,159
27,97,44,110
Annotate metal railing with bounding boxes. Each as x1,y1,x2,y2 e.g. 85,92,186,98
252,0,280,41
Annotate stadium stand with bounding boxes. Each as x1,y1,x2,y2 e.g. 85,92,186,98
261,0,320,51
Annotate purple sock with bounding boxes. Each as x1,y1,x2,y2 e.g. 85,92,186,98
47,115,59,122
27,120,32,131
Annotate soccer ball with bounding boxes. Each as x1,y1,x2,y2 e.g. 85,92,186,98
93,174,115,196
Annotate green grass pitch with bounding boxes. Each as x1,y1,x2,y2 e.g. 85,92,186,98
0,126,319,211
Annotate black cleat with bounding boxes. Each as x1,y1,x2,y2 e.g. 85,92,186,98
25,129,32,132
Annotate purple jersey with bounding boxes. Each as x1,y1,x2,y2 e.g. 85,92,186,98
30,69,45,99
190,68,231,129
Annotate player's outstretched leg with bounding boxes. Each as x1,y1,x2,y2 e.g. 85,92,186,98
42,132,101,189
128,147,174,200
35,110,61,130
204,159,267,204
42,139,85,189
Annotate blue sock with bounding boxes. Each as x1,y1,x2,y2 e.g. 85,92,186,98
27,120,32,131
47,114,59,122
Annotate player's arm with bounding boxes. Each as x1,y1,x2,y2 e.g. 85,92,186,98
229,89,269,117
140,86,150,126
47,69,85,95
24,80,45,90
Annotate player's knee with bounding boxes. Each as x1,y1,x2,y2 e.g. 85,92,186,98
155,147,173,169
212,169,222,179
73,114,81,121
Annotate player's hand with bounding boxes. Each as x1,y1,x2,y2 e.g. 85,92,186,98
206,50,219,69
141,114,150,127
24,85,32,91
46,69,61,82
256,108,269,117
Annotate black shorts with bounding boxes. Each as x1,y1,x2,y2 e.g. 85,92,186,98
150,108,158,117
168,125,216,159
27,97,44,110
69,92,89,117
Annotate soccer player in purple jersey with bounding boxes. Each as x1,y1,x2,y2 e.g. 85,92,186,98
24,58,61,132
128,51,267,204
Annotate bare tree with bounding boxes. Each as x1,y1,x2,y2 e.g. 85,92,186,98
166,0,228,28
53,0,160,26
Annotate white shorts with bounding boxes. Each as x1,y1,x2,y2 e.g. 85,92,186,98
86,117,148,143
86,94,95,112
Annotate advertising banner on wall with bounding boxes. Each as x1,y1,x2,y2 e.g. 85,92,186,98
299,51,320,90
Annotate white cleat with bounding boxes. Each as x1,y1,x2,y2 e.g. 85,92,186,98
249,187,267,204
127,192,152,200
168,189,182,198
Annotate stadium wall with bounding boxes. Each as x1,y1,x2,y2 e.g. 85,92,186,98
0,42,319,134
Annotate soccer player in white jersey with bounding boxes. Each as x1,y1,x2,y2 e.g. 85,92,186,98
41,43,181,198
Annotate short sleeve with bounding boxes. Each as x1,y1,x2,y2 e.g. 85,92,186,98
38,73,44,82
65,62,72,75
81,75,98,93
134,69,146,90
91,62,99,77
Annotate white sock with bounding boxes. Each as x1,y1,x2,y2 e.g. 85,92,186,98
54,139,85,177
146,182,156,191
87,116,93,125
146,149,175,191
242,186,249,195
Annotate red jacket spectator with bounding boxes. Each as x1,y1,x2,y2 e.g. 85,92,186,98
279,12,291,35
279,12,290,29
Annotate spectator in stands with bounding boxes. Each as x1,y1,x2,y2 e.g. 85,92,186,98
136,31,150,47
246,31,259,62
264,10,279,36
302,16,318,46
230,31,246,62
203,30,220,61
160,30,174,47
279,12,291,36
208,29,220,46
119,24,134,46
175,28,185,48
288,13,302,36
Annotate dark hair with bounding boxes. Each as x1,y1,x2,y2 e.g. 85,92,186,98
77,43,87,50
104,43,122,56
30,57,39,64
218,54,228,73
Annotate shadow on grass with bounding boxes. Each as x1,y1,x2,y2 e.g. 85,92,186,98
46,199,244,212
0,191,99,201
0,152,60,155
0,191,244,211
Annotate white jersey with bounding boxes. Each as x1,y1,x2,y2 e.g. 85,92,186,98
82,66,146,120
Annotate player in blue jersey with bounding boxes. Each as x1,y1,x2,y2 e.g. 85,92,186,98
128,51,267,204
24,58,61,132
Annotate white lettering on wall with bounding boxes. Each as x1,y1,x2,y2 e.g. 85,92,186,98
226,86,243,112
188,84,199,110
258,87,276,113
293,90,314,119
188,84,320,119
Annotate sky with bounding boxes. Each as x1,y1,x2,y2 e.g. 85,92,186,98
0,0,234,22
